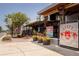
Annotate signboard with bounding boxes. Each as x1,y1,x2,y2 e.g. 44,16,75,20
60,22,78,48
46,26,53,37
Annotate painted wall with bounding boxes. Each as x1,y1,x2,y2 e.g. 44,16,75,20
60,22,78,48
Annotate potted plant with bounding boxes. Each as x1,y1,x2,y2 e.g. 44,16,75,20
42,36,50,45
32,35,37,41
37,36,43,43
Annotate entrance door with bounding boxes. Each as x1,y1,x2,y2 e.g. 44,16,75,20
53,22,60,45
53,23,59,38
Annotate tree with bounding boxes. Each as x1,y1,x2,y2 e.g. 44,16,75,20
5,12,29,36
0,26,2,32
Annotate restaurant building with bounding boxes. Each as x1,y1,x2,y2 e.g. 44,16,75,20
25,3,79,50
38,3,79,49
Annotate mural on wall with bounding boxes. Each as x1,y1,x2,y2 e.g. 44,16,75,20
46,26,53,37
60,22,78,48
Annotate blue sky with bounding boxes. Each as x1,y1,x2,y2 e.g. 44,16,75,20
0,3,51,30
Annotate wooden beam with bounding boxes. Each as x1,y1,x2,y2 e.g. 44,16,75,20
42,9,58,16
65,3,78,9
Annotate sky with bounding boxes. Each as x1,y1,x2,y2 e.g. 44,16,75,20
0,3,51,30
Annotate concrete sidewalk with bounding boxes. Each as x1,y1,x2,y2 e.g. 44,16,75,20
0,38,63,56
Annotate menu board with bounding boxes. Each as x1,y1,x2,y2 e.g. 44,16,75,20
60,22,78,48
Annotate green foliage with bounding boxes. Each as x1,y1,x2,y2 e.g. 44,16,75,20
5,12,29,34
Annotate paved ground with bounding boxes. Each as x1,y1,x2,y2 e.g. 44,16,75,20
33,41,79,56
0,38,63,56
0,32,5,37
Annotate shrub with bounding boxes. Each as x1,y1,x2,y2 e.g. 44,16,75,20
2,35,11,41
32,35,37,41
37,36,43,43
42,37,50,41
42,36,51,45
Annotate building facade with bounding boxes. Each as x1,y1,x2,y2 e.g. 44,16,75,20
38,3,79,49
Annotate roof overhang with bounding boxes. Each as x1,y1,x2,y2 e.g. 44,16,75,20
26,21,44,27
38,3,58,15
38,3,67,15
38,3,78,16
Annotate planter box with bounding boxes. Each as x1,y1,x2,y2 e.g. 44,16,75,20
38,39,43,43
43,40,50,45
33,38,37,41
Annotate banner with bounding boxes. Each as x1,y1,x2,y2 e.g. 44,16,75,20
46,26,53,37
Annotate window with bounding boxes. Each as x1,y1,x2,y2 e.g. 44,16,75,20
50,14,56,21
65,13,79,23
